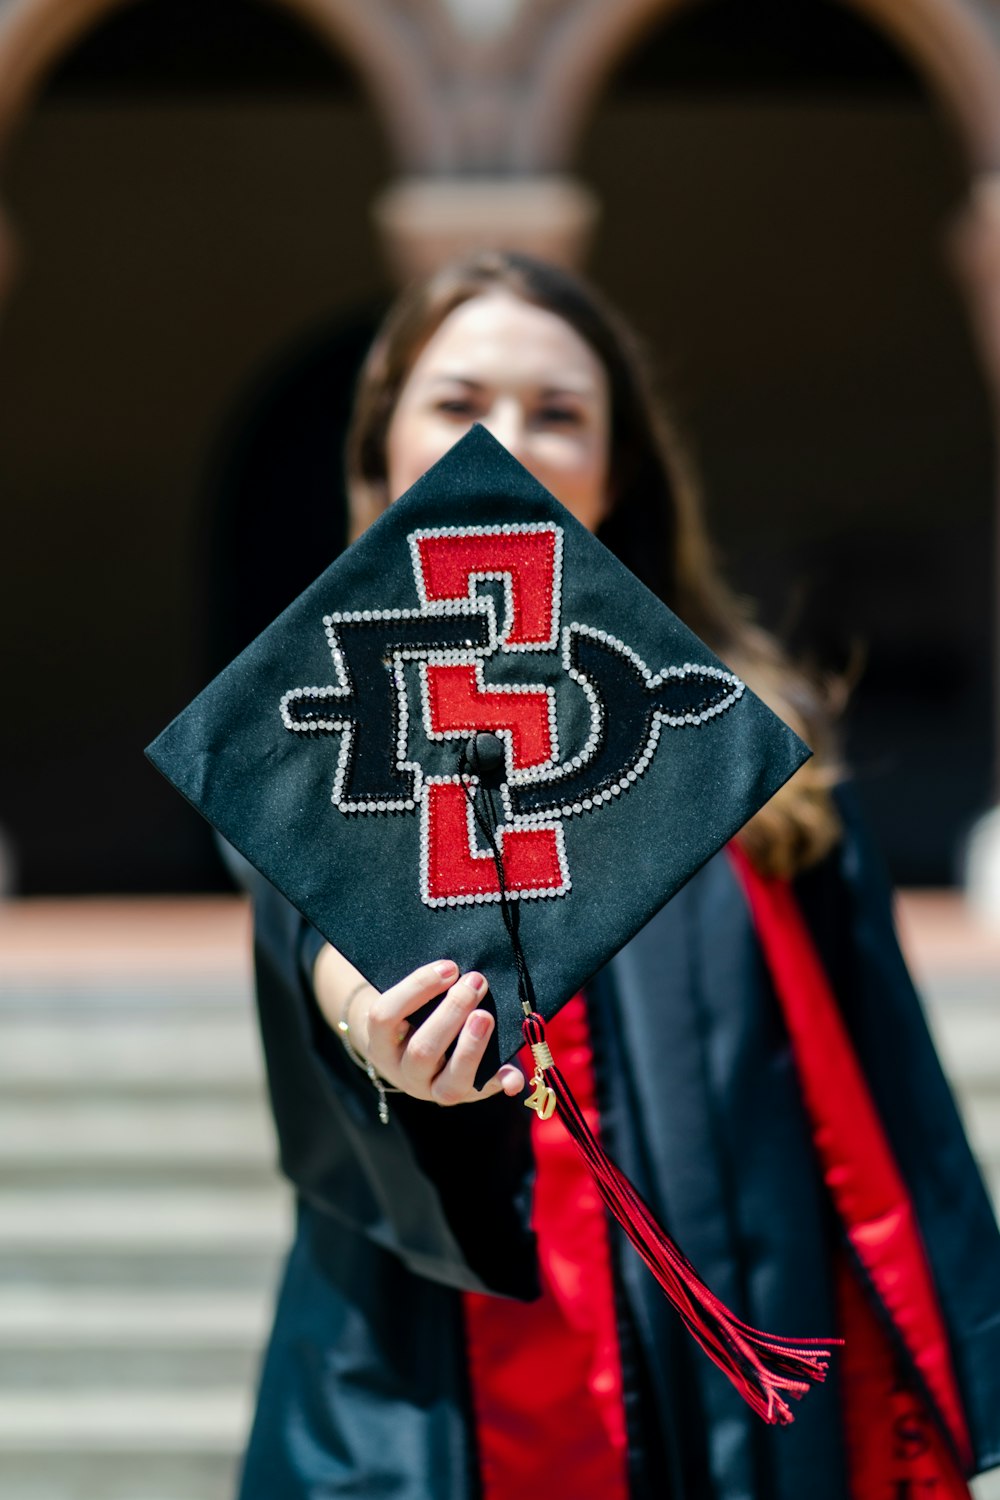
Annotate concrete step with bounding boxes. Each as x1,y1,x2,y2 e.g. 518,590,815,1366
0,1162,279,1193
0,979,252,1012
920,975,1000,1008
0,1390,251,1500
958,1094,1000,1158
0,1170,281,1201
0,1103,272,1156
0,1102,278,1188
2,1249,285,1294
2,1345,263,1391
0,1451,240,1500
921,1012,1000,1089
0,1026,265,1110
0,1184,290,1292
0,1387,250,1450
0,1288,271,1344
0,1287,271,1389
0,1189,291,1252
0,1019,264,1089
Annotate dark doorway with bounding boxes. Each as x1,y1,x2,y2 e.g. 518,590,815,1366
579,0,994,882
0,0,391,893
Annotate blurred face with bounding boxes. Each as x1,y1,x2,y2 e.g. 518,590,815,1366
386,291,611,532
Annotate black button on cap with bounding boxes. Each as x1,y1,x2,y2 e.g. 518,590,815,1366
465,731,506,785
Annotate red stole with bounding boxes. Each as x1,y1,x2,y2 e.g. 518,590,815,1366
729,841,973,1498
835,1249,973,1497
462,994,629,1500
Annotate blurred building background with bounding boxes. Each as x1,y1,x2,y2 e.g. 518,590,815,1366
2,0,1000,1496
1,0,999,893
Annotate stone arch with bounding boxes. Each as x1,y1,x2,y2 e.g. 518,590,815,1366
0,0,447,167
0,0,409,891
523,0,1000,888
511,0,1000,171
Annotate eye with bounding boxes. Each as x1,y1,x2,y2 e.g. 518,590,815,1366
434,397,477,418
536,405,584,427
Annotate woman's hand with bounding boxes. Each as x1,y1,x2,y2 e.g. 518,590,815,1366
314,946,525,1106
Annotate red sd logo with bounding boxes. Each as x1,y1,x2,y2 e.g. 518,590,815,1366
280,524,744,909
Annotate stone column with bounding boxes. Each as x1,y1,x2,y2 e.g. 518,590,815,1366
0,201,18,322
371,175,600,283
949,174,1000,921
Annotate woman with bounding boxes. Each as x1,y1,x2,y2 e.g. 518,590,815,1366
238,252,1000,1499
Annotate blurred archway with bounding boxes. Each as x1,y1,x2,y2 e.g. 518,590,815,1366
0,0,392,892
515,0,1000,170
2,0,1000,889
572,0,995,881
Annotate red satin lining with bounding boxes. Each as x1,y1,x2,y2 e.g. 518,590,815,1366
729,842,973,1476
462,994,629,1500
836,1248,973,1497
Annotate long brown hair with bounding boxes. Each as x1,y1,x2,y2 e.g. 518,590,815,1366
346,250,843,877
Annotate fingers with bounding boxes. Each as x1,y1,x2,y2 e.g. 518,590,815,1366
365,960,527,1107
364,959,458,1065
367,963,488,1091
405,971,488,1075
375,960,460,1026
428,1004,530,1105
497,1065,526,1097
457,1062,526,1104
429,1001,495,1105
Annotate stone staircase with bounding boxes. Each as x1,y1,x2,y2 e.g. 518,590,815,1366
0,895,997,1500
0,901,289,1500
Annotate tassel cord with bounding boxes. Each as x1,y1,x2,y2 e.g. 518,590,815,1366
459,770,537,1017
523,1010,836,1423
457,759,837,1425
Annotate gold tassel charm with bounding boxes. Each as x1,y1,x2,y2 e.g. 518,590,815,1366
524,1036,557,1120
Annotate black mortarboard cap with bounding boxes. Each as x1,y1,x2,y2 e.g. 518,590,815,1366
147,424,835,1423
148,423,808,1076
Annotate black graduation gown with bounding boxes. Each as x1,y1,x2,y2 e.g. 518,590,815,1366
236,787,1000,1499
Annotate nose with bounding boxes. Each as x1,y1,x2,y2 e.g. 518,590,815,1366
481,401,527,461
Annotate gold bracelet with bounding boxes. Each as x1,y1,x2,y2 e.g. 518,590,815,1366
336,980,373,1069
336,979,400,1125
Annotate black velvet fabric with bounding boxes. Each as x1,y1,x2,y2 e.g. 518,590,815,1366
236,790,1000,1498
148,425,808,1072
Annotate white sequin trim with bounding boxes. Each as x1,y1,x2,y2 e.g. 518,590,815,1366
510,624,746,822
408,523,563,651
419,774,570,907
418,658,560,779
278,597,498,814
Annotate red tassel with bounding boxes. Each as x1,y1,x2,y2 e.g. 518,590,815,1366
522,1010,840,1425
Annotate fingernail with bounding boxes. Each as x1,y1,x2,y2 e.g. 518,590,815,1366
499,1066,524,1095
466,972,487,995
469,1011,492,1041
436,960,458,979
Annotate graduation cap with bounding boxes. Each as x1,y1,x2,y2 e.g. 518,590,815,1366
147,423,836,1422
